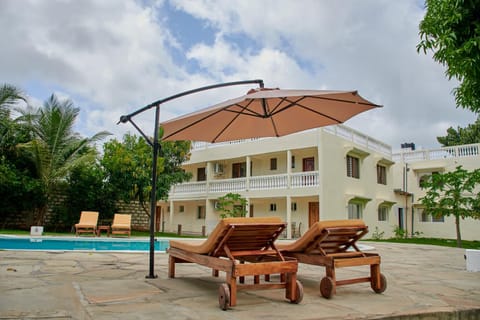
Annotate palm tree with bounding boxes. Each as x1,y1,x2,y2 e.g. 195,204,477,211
18,94,111,225
0,84,27,151
0,84,26,114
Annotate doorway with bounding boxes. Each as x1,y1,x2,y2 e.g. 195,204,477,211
303,157,315,172
308,202,319,227
398,208,405,230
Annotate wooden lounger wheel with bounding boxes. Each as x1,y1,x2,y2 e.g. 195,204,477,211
371,273,387,294
320,276,335,299
218,283,230,311
290,280,304,304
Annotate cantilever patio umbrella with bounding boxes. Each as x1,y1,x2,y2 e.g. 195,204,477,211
120,80,382,279
160,87,381,143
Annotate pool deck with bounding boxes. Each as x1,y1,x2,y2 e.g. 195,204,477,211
0,242,479,319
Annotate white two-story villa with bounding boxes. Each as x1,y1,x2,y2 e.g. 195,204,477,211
156,124,480,241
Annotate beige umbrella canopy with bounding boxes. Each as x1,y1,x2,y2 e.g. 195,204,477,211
160,88,381,143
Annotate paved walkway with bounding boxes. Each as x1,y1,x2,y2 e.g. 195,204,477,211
0,242,479,319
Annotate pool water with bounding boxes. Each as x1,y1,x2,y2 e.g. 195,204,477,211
0,236,170,252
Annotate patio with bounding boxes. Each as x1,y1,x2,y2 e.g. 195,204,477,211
0,242,479,319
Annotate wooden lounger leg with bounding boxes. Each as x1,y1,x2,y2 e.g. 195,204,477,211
371,264,380,289
285,272,296,301
370,263,387,293
285,272,303,303
168,256,176,278
227,273,237,307
327,266,336,295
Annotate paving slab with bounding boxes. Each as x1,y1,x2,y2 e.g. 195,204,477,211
0,242,479,319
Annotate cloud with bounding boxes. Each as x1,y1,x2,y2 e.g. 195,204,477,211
0,0,476,152
171,0,477,149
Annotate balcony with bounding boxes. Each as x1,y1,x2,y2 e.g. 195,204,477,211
191,124,392,157
169,171,319,199
393,143,480,163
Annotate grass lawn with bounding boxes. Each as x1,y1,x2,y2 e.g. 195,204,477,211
365,237,480,249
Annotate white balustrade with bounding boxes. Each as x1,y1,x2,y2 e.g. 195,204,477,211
209,178,246,193
291,172,319,187
393,143,480,163
172,181,207,194
250,174,288,190
169,171,319,197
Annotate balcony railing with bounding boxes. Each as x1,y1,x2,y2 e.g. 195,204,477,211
393,143,480,163
191,124,392,157
169,171,319,197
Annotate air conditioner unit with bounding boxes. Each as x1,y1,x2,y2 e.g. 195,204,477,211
214,163,224,174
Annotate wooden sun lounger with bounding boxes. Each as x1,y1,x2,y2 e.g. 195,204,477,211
168,217,303,310
111,214,131,237
75,211,99,236
277,219,386,299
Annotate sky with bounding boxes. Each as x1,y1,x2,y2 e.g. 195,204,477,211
0,0,477,152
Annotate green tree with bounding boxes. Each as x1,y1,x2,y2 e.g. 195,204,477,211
48,163,117,231
0,84,28,154
419,166,480,247
417,0,480,113
101,132,192,215
437,116,480,146
215,192,248,218
17,94,111,225
0,84,43,226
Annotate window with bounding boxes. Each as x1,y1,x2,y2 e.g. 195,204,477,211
419,171,439,188
232,162,247,178
270,158,277,170
420,209,429,222
419,208,445,222
270,203,277,212
291,156,296,169
197,167,206,181
291,202,297,211
377,165,387,185
348,202,362,219
179,205,184,213
378,206,388,221
197,206,205,219
346,155,360,178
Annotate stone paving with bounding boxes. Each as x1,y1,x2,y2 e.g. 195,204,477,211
0,242,479,319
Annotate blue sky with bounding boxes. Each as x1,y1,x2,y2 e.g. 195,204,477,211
0,0,476,151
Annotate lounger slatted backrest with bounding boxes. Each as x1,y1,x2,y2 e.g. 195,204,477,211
278,219,366,254
169,217,284,256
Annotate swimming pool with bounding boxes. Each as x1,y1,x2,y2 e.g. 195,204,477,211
0,236,170,252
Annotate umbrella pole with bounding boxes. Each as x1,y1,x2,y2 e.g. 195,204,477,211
146,105,160,279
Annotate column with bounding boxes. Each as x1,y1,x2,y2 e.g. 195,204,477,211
286,195,292,239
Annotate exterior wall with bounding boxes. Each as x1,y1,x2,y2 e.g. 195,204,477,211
161,125,480,241
392,144,480,241
160,124,397,239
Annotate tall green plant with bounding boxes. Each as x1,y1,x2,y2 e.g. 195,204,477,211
17,94,111,225
101,132,192,215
